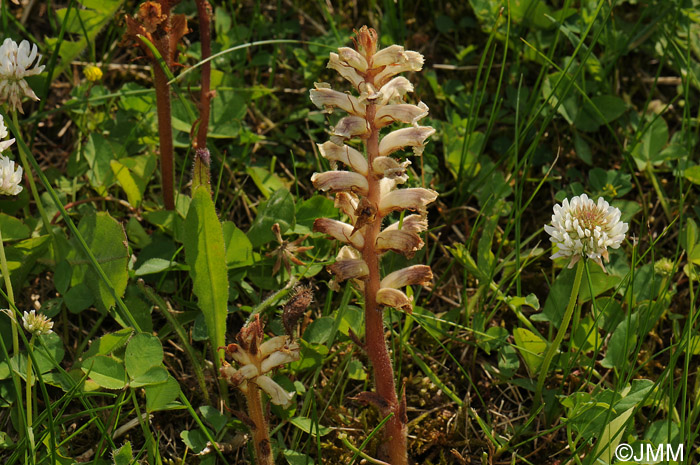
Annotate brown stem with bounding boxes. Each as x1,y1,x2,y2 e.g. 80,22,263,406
194,0,212,150
153,63,175,210
362,103,408,465
245,383,274,465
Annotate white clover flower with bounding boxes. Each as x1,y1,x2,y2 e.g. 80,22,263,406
22,310,54,336
0,154,23,195
0,114,16,152
0,38,45,113
544,194,628,271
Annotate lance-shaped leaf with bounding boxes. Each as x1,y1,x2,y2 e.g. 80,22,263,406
314,217,365,249
310,83,366,116
376,229,424,258
380,265,433,289
184,185,229,367
311,171,368,195
378,187,438,216
378,126,436,157
375,102,429,128
318,141,368,175
328,52,364,88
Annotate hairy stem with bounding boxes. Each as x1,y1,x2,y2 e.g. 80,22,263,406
195,0,212,150
362,103,408,465
535,259,585,404
245,383,274,465
153,63,175,210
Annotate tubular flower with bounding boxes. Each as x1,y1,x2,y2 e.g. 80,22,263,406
310,27,435,463
220,316,299,408
311,26,436,314
0,38,44,113
544,194,628,271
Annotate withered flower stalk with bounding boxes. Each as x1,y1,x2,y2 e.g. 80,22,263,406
124,1,188,210
220,316,300,465
310,27,435,464
193,0,213,191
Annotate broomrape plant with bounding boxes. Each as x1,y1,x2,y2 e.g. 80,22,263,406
310,26,436,464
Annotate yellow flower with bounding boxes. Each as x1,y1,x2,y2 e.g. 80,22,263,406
84,65,103,82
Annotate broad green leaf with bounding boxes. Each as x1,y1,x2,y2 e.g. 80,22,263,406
684,165,700,185
48,0,124,79
0,214,30,241
83,328,134,359
246,166,289,198
110,160,141,207
125,333,164,379
247,188,295,247
184,186,229,359
180,429,209,454
134,258,183,276
68,212,129,312
302,317,335,345
289,417,331,437
295,195,335,234
130,366,169,388
199,405,228,434
83,132,117,194
222,221,253,268
601,314,638,369
592,407,635,464
284,450,316,465
145,375,181,412
513,328,546,374
632,117,669,169
81,355,127,390
112,441,133,465
63,283,94,314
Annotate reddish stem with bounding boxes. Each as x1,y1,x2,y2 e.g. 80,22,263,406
153,63,175,210
194,0,212,151
245,383,274,465
362,103,408,465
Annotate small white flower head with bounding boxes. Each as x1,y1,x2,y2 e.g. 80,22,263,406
0,114,16,152
22,310,54,336
0,38,45,113
544,194,628,271
0,154,23,196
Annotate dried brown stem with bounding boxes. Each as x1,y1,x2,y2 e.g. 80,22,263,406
362,103,408,465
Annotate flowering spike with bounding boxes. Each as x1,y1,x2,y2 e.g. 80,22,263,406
309,26,436,464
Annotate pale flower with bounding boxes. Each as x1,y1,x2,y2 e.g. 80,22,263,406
22,310,53,336
0,38,45,113
544,194,628,271
0,154,23,196
0,114,16,152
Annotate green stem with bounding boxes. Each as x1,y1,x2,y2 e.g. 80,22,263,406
26,336,33,430
11,111,55,244
0,229,17,356
535,260,585,404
